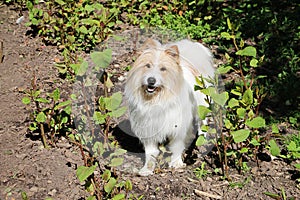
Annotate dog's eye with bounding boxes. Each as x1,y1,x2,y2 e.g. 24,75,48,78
160,67,167,71
145,64,151,68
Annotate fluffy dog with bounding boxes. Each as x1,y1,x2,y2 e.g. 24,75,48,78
124,39,215,176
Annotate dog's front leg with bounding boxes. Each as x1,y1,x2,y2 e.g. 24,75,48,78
168,138,186,169
139,142,159,176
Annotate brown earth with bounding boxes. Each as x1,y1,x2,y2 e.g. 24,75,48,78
0,4,300,200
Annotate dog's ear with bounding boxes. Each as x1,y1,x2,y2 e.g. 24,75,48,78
135,39,161,57
141,39,161,50
165,45,179,61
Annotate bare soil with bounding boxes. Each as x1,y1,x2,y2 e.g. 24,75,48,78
0,5,299,200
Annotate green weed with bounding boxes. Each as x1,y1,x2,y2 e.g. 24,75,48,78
26,0,121,70
22,73,72,148
194,162,211,179
195,18,267,179
69,49,135,199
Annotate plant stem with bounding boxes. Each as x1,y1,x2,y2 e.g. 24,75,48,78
39,123,49,149
78,138,88,166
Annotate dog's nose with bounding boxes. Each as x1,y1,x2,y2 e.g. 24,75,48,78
147,77,156,85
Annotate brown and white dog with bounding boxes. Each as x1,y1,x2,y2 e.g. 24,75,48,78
125,39,215,176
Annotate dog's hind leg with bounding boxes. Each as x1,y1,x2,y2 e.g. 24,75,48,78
168,138,186,169
139,142,159,176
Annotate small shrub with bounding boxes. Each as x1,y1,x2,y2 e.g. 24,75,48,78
22,73,72,148
196,18,267,178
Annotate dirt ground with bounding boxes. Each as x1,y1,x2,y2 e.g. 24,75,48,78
0,4,300,200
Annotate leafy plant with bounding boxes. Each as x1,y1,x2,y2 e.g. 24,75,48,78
22,73,72,148
194,162,211,179
69,49,135,199
26,0,122,70
195,18,267,179
264,187,296,200
268,130,300,163
229,176,251,189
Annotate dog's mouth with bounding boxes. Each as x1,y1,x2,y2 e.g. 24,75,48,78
142,85,160,94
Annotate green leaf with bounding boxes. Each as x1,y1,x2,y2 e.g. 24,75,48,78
92,141,105,157
102,170,111,181
77,61,89,76
287,141,297,152
64,105,72,115
237,108,246,118
109,157,124,167
125,179,133,191
61,116,68,124
79,26,88,34
91,49,112,69
245,117,266,128
104,92,123,111
86,196,96,200
22,97,31,105
195,76,205,88
109,106,127,118
29,122,37,131
200,88,209,95
217,66,233,74
264,192,280,198
250,138,260,146
225,119,233,129
221,32,232,40
208,87,228,106
272,124,279,134
196,135,207,146
236,46,257,57
55,0,66,5
269,139,280,156
93,111,106,124
52,88,60,101
110,148,127,157
84,4,95,13
240,147,248,153
70,63,80,74
248,110,255,118
36,98,50,103
231,129,250,143
228,98,239,108
112,193,125,200
76,165,97,183
294,163,300,170
198,105,211,120
227,18,232,30
242,88,253,105
34,90,41,98
104,177,117,194
250,58,258,67
231,88,242,96
21,191,28,200
55,63,67,74
36,112,47,123
54,100,72,110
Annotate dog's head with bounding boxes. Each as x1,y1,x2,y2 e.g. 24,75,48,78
125,39,184,102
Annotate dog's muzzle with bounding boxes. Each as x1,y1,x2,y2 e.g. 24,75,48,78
144,77,158,94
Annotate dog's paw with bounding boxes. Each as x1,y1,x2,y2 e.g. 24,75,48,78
169,159,186,169
138,167,154,176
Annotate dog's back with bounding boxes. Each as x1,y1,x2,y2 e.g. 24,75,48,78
167,40,215,107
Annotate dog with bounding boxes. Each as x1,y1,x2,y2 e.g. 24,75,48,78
124,39,215,176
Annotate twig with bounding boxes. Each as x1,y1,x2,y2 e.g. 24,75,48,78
194,189,222,199
0,41,3,63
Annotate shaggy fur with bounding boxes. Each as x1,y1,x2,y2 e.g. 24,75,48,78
125,39,215,176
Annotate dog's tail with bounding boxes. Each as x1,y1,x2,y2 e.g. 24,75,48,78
175,39,215,79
